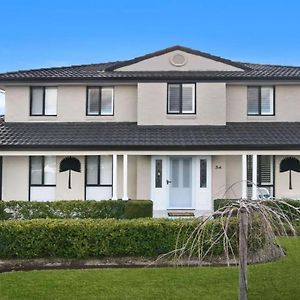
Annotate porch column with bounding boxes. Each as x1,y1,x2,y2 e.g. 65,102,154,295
112,154,118,200
242,154,247,199
122,154,128,200
252,154,258,200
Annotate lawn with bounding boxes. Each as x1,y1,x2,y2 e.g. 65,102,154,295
0,238,299,300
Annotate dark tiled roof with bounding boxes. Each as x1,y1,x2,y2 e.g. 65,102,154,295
1,46,300,81
1,119,300,150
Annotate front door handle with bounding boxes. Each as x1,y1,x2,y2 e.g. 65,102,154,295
166,179,172,185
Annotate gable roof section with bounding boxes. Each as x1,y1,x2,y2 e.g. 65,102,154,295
1,118,300,150
104,45,250,71
1,45,300,81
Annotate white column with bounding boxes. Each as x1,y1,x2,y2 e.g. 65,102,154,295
252,154,258,200
122,154,128,200
242,154,247,199
112,154,118,200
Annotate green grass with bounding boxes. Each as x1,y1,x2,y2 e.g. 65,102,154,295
0,238,299,300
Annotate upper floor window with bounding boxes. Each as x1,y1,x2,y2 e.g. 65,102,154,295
30,156,56,186
167,83,196,114
87,87,114,116
247,86,274,116
30,87,57,116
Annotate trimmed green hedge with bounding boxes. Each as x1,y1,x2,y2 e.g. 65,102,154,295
0,200,153,220
0,218,262,259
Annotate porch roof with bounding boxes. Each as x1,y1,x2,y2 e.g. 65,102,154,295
1,118,300,151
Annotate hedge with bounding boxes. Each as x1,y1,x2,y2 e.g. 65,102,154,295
0,200,153,220
0,218,263,259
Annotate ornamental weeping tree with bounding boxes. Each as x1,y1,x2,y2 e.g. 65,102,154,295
163,181,299,300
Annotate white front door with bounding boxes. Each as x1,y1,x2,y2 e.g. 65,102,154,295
169,157,192,208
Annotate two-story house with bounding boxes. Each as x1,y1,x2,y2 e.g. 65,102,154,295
0,45,300,217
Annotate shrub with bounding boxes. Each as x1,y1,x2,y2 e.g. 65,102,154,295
124,200,153,219
0,200,153,220
0,217,263,259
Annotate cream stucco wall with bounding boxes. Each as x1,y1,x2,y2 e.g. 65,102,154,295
275,155,300,199
227,85,300,122
5,85,137,122
2,156,29,200
56,156,85,200
137,82,226,125
117,50,243,72
136,155,151,199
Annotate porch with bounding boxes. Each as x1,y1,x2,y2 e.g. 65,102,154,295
1,150,299,217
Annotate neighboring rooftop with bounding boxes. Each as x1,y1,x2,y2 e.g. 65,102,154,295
1,45,300,81
1,118,300,150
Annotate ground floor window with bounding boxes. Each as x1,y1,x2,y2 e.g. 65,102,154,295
86,155,112,186
247,155,274,197
30,156,56,186
85,155,113,200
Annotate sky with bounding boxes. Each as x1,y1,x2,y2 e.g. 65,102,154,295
1,0,300,114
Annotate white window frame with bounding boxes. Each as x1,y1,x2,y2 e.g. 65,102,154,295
30,87,57,116
86,87,114,116
247,86,275,116
167,83,196,114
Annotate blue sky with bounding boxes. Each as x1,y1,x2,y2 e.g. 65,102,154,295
0,0,300,113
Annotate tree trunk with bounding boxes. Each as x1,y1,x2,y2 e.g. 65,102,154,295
239,206,248,300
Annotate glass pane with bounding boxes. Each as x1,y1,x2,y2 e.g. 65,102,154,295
31,87,43,115
200,159,207,188
87,156,99,185
171,159,179,187
182,84,195,113
44,156,56,185
101,88,113,115
45,87,57,115
168,84,181,113
261,87,274,115
260,156,272,185
183,159,191,187
100,155,112,185
87,88,100,115
31,156,42,185
155,159,162,188
247,87,259,115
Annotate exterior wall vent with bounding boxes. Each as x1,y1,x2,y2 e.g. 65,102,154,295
170,53,187,67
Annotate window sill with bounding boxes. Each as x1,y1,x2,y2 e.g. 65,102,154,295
28,116,58,121
166,115,197,119
85,116,115,121
247,115,276,121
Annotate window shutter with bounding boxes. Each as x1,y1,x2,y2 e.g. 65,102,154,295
31,156,43,184
45,87,57,115
86,156,99,185
100,155,112,185
87,88,100,115
168,84,181,113
31,87,44,115
261,87,274,115
260,156,272,185
247,87,259,115
247,155,253,184
182,84,195,113
101,88,113,115
44,156,56,185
